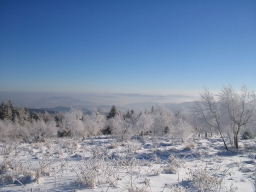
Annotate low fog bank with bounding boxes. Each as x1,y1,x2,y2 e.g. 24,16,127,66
0,91,197,113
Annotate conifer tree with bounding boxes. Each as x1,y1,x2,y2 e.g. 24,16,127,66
0,101,5,120
107,105,117,119
6,100,14,121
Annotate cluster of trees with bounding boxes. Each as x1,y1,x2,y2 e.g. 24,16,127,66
193,85,256,150
0,85,255,150
0,100,31,123
0,100,194,144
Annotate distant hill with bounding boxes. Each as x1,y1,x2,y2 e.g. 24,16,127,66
124,102,158,112
164,102,194,112
30,96,95,108
27,108,56,114
27,105,128,115
124,102,194,113
18,95,193,114
28,106,92,115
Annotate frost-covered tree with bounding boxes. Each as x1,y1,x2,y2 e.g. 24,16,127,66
136,111,153,136
151,106,174,137
219,85,256,149
193,88,229,150
186,109,205,137
0,120,10,141
6,100,14,121
110,113,133,141
62,108,84,137
173,118,194,143
107,105,118,119
14,107,31,125
41,111,53,122
82,111,106,138
0,100,14,121
31,119,57,141
0,102,5,120
194,85,256,150
103,105,120,135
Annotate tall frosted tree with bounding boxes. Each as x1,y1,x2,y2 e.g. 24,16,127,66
194,88,229,150
219,85,256,149
194,85,256,150
63,108,83,137
110,113,133,141
83,111,106,138
14,107,31,125
136,111,153,136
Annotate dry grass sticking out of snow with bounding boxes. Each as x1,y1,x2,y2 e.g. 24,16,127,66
0,136,256,192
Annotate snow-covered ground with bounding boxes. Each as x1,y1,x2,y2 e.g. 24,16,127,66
0,136,256,192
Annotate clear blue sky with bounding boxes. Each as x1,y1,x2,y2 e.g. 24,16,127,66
0,0,255,95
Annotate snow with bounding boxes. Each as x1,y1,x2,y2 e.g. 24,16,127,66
0,136,256,192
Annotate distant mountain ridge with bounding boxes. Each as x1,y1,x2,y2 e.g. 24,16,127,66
27,101,194,115
28,106,92,115
1,92,196,114
31,96,95,108
124,101,194,112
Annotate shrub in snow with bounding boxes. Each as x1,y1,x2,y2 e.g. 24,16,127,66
33,136,45,143
242,131,254,140
0,120,9,141
164,126,171,134
73,156,120,189
183,142,196,150
31,119,57,142
166,184,186,192
107,142,119,149
165,155,185,174
123,180,151,192
0,116,58,142
238,163,254,173
187,165,233,192
0,159,35,185
251,169,256,192
57,129,71,137
162,164,178,174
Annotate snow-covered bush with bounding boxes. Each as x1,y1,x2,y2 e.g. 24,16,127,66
83,111,106,138
183,141,196,150
187,165,232,192
109,114,133,142
242,131,254,140
61,108,84,138
31,119,57,141
73,156,120,189
151,106,174,137
173,118,194,143
163,155,185,174
136,111,153,137
0,115,58,142
0,159,35,185
166,184,186,192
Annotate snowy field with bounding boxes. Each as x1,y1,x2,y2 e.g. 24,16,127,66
0,136,256,192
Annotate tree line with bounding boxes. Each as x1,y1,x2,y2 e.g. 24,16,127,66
0,85,255,150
